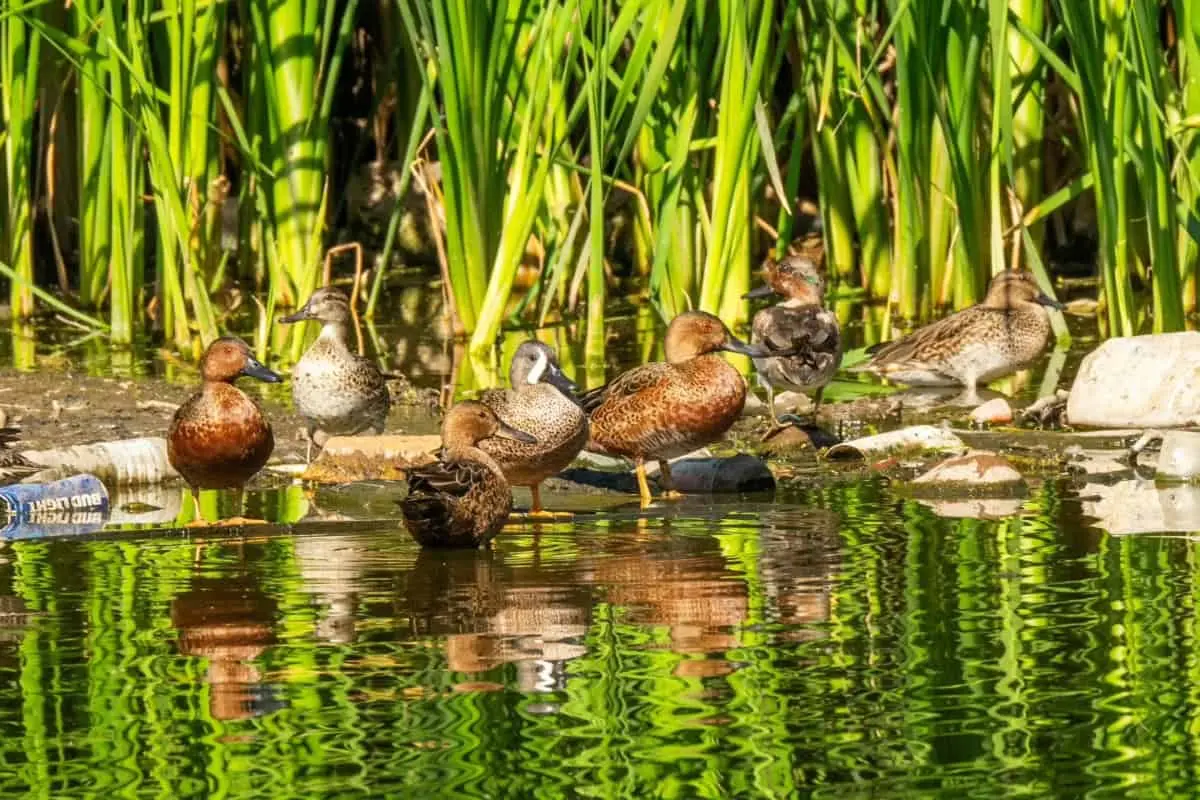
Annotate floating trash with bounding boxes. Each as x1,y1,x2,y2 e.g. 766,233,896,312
0,473,110,539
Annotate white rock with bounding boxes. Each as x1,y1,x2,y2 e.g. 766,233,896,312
969,398,1013,426
1067,332,1200,427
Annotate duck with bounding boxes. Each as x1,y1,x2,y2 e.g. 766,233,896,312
744,252,841,427
401,401,537,548
477,341,588,519
280,287,390,461
580,310,780,507
852,269,1063,402
167,337,282,525
0,427,37,484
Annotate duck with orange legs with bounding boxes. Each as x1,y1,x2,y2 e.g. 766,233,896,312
168,337,282,527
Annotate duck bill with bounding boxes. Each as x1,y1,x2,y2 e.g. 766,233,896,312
720,335,775,359
742,284,776,300
241,356,283,383
495,421,537,444
545,364,578,396
1035,293,1066,311
279,304,314,324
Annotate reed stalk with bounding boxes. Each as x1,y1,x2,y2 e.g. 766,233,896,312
1,0,42,319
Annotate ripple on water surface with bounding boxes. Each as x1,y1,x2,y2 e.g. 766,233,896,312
0,481,1199,798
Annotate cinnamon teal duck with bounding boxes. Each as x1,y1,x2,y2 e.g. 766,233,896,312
280,287,390,461
852,270,1062,403
401,401,536,548
167,337,281,525
478,341,588,520
581,310,780,507
744,253,841,427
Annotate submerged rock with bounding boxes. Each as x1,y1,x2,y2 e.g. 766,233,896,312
1067,332,1200,427
911,451,1025,490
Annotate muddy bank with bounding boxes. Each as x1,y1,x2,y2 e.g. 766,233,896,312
0,370,439,465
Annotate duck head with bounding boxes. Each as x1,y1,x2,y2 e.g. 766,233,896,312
982,270,1064,311
201,337,282,384
442,401,537,449
280,287,353,327
744,254,825,306
509,341,577,396
663,310,779,363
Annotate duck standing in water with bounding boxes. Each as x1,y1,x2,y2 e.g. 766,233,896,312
581,310,781,507
280,287,390,461
744,252,841,427
168,337,282,525
401,401,537,548
478,341,588,520
853,270,1063,403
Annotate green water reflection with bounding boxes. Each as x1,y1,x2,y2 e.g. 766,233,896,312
1,481,1198,797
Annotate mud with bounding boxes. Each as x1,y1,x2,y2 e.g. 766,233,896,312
0,369,440,465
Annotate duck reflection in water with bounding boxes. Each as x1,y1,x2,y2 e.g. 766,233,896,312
171,575,284,721
294,531,368,644
591,523,749,678
756,508,840,644
404,548,591,691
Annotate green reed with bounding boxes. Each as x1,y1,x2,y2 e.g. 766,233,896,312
1,0,42,319
0,0,1199,360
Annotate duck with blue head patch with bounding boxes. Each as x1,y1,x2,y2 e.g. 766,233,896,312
478,341,588,520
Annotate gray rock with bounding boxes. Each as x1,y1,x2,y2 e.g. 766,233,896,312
1067,332,1200,427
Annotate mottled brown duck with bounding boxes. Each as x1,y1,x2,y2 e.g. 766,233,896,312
478,341,588,520
401,401,536,548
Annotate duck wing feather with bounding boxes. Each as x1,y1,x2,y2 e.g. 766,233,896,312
858,307,997,370
406,458,492,498
579,362,674,414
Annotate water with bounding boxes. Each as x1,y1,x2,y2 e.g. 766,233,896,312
0,477,1197,798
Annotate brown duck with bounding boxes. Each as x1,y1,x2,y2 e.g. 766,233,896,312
745,252,841,426
167,337,281,524
401,401,537,548
581,310,779,507
853,270,1062,402
478,341,588,519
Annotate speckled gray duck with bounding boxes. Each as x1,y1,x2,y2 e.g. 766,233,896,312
477,341,588,518
744,253,841,426
401,401,536,548
280,287,390,460
853,270,1062,400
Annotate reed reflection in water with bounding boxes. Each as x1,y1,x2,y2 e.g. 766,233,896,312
2,484,1200,797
